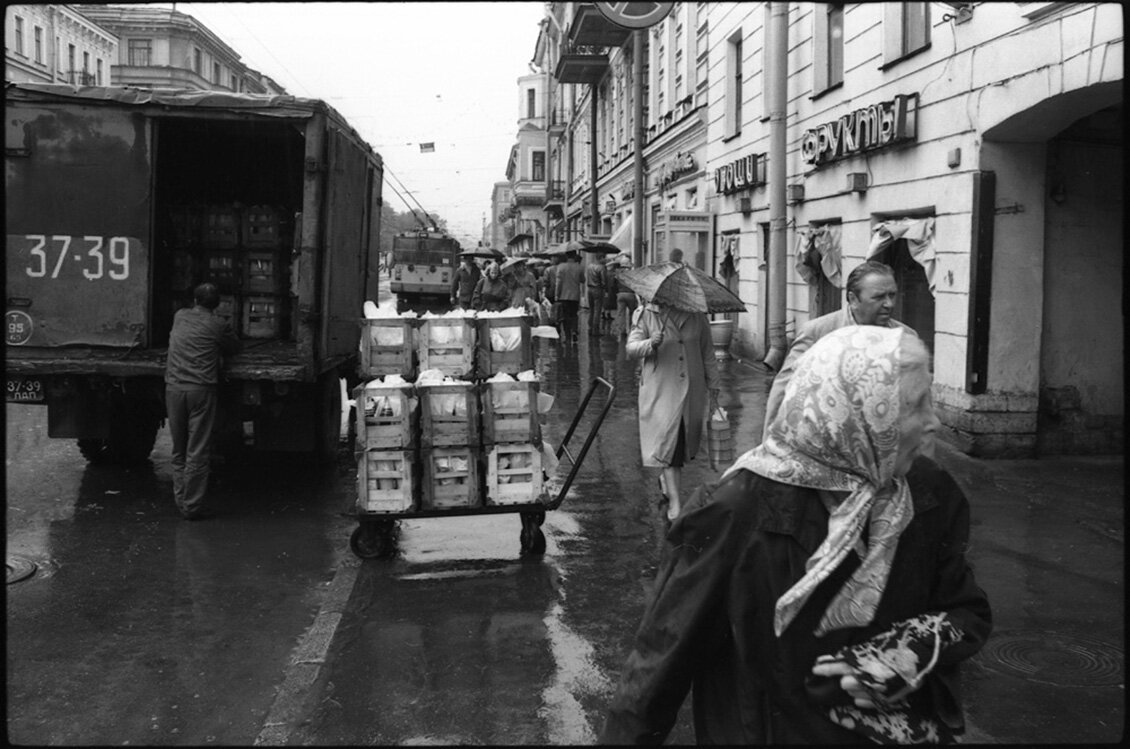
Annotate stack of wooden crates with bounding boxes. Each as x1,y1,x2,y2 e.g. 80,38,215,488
166,203,289,338
354,312,543,518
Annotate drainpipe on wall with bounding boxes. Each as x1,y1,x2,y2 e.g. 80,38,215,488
764,1,789,371
590,82,600,235
633,29,645,267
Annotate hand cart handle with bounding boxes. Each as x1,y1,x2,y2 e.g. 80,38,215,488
544,377,615,511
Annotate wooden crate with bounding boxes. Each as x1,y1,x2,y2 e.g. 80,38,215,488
481,380,541,446
353,383,417,450
168,204,202,247
418,382,480,448
204,249,240,291
476,316,533,375
486,444,546,506
421,446,482,510
244,250,284,294
202,204,240,249
216,294,239,330
357,449,418,514
417,318,476,378
242,205,284,248
242,294,282,339
359,318,417,379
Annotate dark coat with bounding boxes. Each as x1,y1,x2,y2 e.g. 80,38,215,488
600,457,992,744
451,264,481,305
472,276,510,312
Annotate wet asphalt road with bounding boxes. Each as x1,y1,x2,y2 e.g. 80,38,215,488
5,307,761,746
6,403,357,745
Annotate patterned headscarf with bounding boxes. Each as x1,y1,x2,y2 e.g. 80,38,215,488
723,326,915,637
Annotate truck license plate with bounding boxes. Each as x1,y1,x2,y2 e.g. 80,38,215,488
6,378,45,403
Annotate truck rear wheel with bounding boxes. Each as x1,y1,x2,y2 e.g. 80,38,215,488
77,411,161,465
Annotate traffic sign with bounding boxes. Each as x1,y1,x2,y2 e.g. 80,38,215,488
595,2,674,30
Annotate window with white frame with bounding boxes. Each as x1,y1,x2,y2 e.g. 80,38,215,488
527,88,536,119
883,2,930,65
96,58,103,84
128,38,151,66
15,16,24,56
532,150,545,182
67,43,75,73
813,3,844,94
193,47,202,75
34,26,43,63
725,31,743,138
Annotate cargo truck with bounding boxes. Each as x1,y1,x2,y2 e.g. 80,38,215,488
5,83,384,464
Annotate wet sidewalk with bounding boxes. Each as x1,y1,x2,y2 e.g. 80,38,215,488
720,355,1125,744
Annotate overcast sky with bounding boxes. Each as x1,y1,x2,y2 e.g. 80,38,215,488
167,2,547,247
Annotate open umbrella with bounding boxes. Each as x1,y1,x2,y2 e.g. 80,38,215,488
460,247,505,260
499,256,528,274
617,262,746,313
575,240,621,255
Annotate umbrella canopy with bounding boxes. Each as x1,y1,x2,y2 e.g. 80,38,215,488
608,252,633,267
499,256,528,273
617,262,746,313
460,247,505,260
576,240,621,255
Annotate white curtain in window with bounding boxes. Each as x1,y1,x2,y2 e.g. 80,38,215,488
794,224,844,288
867,217,936,295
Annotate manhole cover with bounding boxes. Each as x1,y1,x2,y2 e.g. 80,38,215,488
7,555,38,584
978,631,1123,687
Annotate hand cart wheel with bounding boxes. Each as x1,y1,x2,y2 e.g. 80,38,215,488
519,511,546,555
350,519,398,559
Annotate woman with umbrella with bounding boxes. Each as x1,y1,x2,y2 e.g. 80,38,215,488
472,261,510,312
502,257,539,316
624,261,729,526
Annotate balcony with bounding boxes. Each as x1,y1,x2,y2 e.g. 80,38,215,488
568,4,632,48
554,48,609,84
68,70,97,85
543,180,565,216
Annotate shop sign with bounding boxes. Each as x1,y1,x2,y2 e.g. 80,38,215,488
621,180,635,201
801,93,918,166
656,151,697,191
714,153,766,195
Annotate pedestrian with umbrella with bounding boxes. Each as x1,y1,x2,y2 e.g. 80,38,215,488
622,261,744,526
502,256,539,316
555,245,584,343
451,251,482,310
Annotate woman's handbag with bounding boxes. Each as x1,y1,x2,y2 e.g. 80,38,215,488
706,401,733,470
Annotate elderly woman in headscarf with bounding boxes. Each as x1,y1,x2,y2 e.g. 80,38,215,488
503,258,540,316
601,326,992,745
472,261,510,312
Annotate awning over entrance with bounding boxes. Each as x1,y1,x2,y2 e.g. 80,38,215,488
794,223,843,288
608,214,633,252
867,217,937,295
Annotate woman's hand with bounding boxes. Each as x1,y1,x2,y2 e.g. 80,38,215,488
811,657,918,708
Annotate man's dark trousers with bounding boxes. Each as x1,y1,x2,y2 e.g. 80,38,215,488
166,385,218,516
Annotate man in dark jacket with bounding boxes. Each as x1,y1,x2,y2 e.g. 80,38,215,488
585,254,608,334
555,251,584,342
165,282,241,519
450,255,481,309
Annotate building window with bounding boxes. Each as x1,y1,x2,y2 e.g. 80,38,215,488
532,151,545,182
128,39,152,66
883,2,930,65
34,26,43,63
213,62,221,83
527,88,536,119
725,32,743,138
14,16,24,56
193,47,202,75
83,51,90,73
814,3,844,94
68,43,75,74
96,59,103,85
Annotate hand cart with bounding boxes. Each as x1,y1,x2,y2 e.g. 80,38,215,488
349,377,616,559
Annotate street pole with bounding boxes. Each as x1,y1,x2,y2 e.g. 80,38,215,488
764,1,789,370
632,29,644,267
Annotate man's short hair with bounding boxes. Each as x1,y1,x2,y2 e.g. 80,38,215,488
194,282,221,310
668,248,685,263
845,260,895,298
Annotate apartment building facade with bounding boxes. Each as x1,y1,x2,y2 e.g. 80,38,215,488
73,4,285,94
530,2,1122,457
5,4,117,85
501,72,550,255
